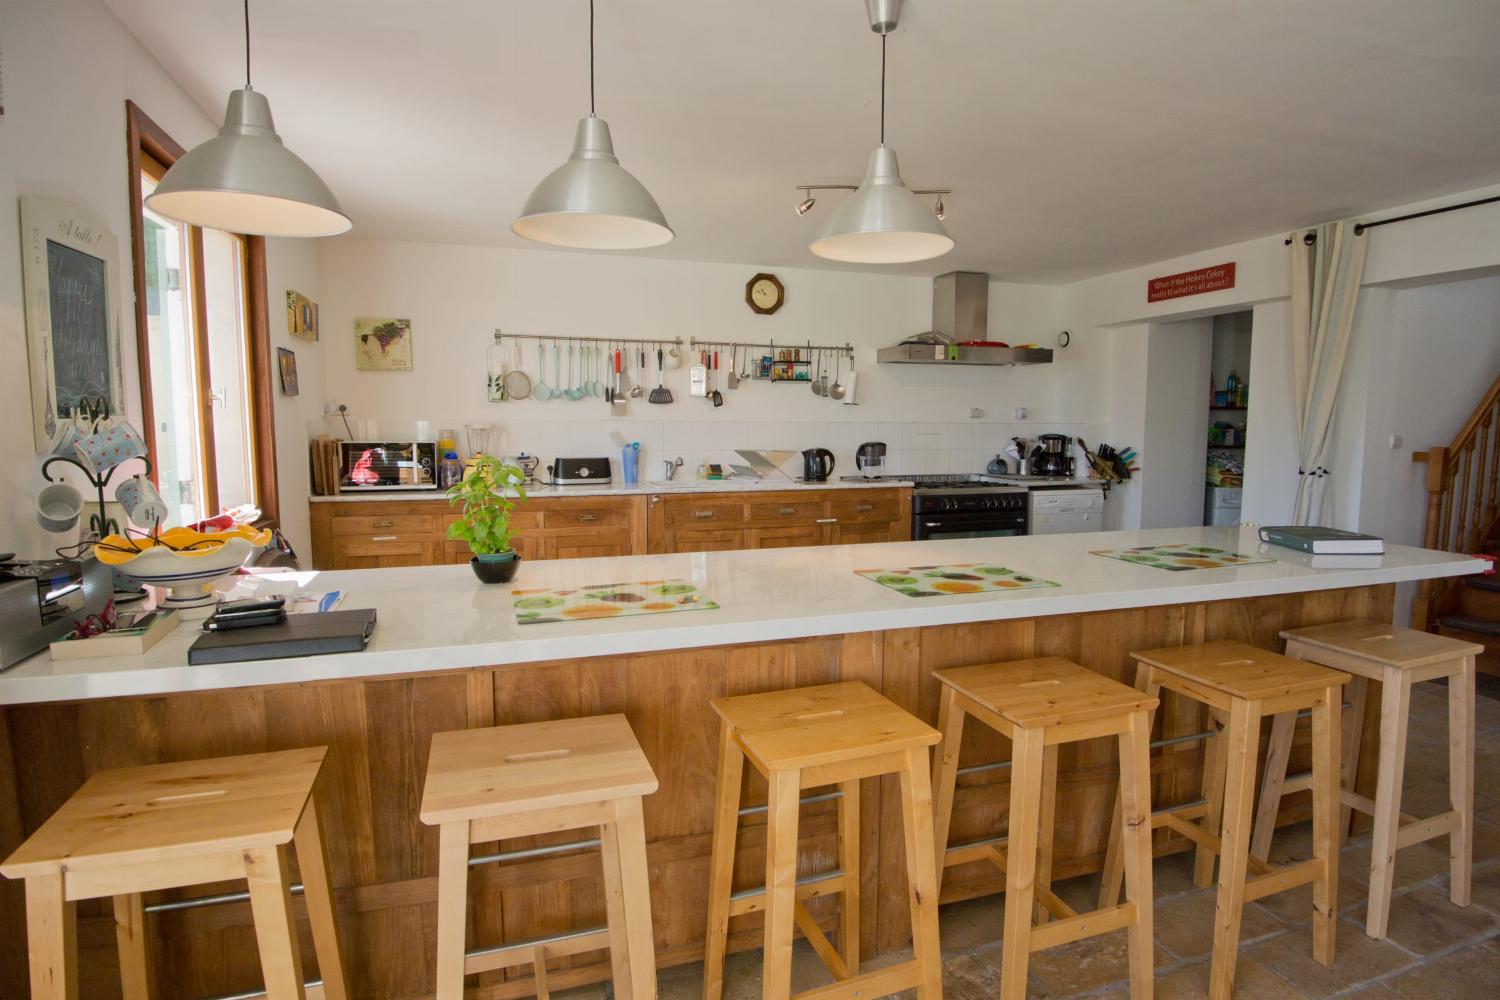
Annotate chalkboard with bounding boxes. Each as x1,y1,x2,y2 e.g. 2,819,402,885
45,239,113,415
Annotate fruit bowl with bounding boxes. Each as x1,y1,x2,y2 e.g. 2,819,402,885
95,525,271,616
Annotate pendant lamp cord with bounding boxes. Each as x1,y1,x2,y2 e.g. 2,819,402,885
588,0,596,115
243,0,252,89
879,31,887,145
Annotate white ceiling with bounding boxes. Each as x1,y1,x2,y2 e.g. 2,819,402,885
103,0,1500,283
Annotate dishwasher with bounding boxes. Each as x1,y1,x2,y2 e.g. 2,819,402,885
1028,486,1105,534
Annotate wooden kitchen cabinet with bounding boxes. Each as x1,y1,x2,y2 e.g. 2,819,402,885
647,487,909,554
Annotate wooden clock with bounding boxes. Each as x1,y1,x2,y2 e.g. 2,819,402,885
746,272,785,315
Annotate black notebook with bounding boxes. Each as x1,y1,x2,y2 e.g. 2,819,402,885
188,609,377,665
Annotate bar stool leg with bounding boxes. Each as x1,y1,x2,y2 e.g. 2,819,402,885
1311,684,1341,966
25,871,77,1000
1449,653,1476,908
1207,698,1259,1000
1366,670,1413,939
1000,727,1045,1000
899,746,944,1000
244,845,308,1000
930,685,965,892
837,778,862,972
1099,661,1158,910
434,820,471,1000
702,720,744,1000
1196,711,1230,889
293,796,349,1000
601,807,636,998
614,797,659,1000
1035,745,1059,925
113,893,154,1000
1250,711,1297,862
1340,676,1369,843
762,768,802,1000
1118,709,1155,1000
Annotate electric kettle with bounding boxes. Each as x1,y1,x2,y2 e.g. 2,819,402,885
801,448,835,482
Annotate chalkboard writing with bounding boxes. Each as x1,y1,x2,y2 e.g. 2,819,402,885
45,239,114,415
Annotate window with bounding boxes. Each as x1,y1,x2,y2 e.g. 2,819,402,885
126,102,279,526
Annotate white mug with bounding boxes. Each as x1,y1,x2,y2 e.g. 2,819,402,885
115,475,169,531
36,483,83,534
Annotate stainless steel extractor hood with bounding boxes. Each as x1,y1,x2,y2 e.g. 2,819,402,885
877,270,1053,367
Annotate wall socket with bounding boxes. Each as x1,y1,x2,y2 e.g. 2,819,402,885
1014,407,1028,420
969,408,984,419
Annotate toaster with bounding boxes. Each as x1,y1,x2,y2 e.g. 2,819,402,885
553,457,613,485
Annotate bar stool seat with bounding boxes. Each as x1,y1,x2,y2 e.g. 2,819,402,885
702,681,944,1000
1250,620,1481,939
1100,641,1349,1000
420,714,659,1000
931,657,1159,1000
0,747,348,1000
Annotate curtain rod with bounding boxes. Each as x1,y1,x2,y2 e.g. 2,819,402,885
1285,193,1500,245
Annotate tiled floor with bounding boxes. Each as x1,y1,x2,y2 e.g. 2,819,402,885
568,679,1500,998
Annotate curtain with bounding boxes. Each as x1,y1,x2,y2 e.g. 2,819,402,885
1289,219,1367,526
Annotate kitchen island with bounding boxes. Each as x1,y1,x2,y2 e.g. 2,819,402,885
0,528,1483,999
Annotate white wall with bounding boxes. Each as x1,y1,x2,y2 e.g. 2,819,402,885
1140,319,1213,528
312,239,1094,487
0,0,324,558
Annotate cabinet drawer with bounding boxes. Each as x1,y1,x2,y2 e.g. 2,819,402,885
662,499,747,527
829,495,901,522
541,506,629,529
333,537,432,558
746,500,827,526
331,514,436,536
443,511,543,531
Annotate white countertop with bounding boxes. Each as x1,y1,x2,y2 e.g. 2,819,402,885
1,526,1482,705
308,478,913,501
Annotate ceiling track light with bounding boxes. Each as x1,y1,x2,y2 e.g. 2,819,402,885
145,0,349,237
795,184,950,222
512,0,673,250
807,1,953,264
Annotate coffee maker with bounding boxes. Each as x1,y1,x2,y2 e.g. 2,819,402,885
855,442,886,477
1033,434,1075,477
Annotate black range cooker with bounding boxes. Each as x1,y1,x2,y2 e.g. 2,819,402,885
842,475,1028,539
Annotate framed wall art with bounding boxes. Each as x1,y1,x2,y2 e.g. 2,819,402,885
355,316,413,371
277,347,300,396
287,290,318,341
19,195,127,453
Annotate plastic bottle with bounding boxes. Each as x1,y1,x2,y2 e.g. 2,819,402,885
438,451,463,488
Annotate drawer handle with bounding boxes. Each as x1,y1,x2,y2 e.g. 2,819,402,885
371,520,395,529
371,535,399,542
578,514,599,523
857,504,874,513
816,517,837,524
778,507,797,515
693,510,715,519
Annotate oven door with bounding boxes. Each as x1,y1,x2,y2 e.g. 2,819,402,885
913,511,1027,541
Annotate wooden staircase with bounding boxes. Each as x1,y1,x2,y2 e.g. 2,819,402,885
1412,371,1500,675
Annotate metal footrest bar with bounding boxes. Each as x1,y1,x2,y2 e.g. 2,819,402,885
470,837,601,866
737,789,843,817
465,923,609,961
201,978,322,1000
146,883,304,914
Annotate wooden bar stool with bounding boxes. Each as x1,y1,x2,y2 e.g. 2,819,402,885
930,657,1159,1000
419,714,659,1000
1100,641,1349,1000
1249,620,1481,939
0,747,348,1000
702,681,944,1000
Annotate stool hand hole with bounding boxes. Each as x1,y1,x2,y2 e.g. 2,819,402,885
1217,659,1255,667
793,709,845,722
504,748,573,762
147,788,228,806
1019,679,1063,688
1360,634,1395,643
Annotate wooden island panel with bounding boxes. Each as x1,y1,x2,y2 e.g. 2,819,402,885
0,584,1392,999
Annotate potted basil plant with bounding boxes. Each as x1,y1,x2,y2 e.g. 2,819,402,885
446,455,529,584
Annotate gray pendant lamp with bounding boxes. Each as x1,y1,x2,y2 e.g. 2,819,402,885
810,0,952,264
146,0,350,238
512,0,673,250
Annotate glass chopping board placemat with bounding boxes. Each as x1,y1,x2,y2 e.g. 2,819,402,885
855,563,1060,598
512,579,720,624
1090,543,1276,571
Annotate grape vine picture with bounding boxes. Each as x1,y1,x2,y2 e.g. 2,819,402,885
354,317,413,371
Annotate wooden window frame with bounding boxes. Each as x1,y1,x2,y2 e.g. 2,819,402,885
125,100,280,527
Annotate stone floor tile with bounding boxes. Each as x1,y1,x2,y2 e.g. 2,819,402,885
1152,847,1213,899
1332,987,1400,1000
1452,859,1500,913
1241,917,1417,997
935,894,1003,953
1151,887,1284,960
1153,956,1312,1000
1024,926,1171,997
1380,940,1500,1000
1349,884,1500,955
934,943,1001,998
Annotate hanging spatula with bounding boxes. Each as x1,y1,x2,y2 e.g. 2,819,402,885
649,347,673,404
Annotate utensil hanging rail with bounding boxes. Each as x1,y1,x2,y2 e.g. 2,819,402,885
494,328,682,347
689,337,854,354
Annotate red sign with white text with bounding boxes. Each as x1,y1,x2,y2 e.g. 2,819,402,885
1147,262,1236,303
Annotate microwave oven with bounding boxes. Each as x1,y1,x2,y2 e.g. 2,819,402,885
337,441,438,491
